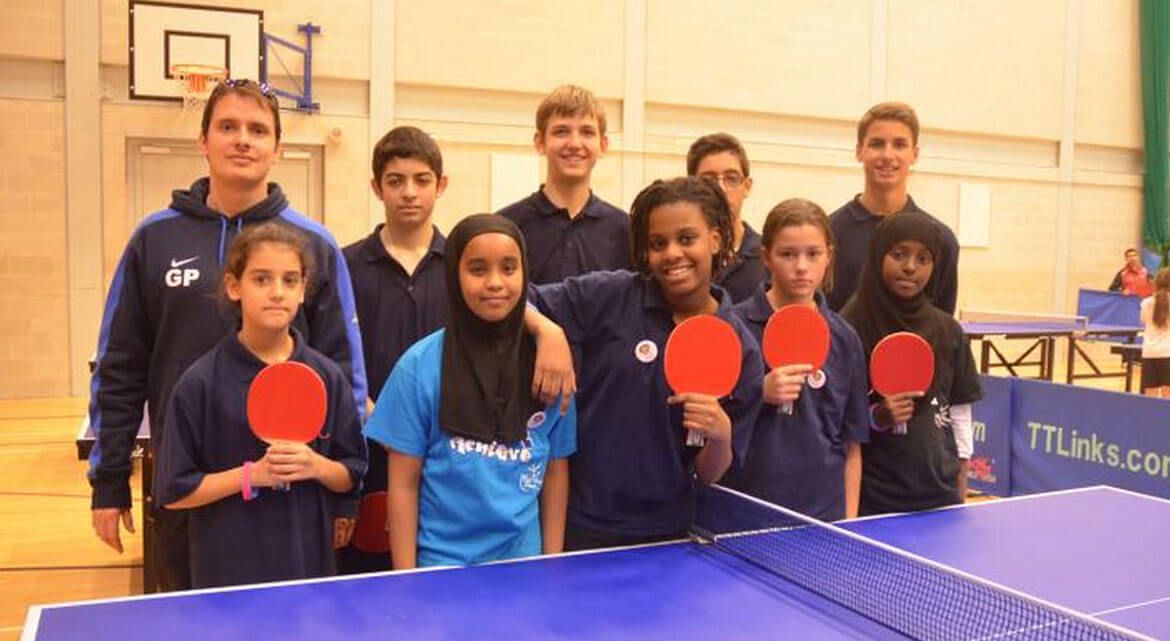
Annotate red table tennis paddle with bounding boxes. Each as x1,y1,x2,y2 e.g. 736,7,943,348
353,491,389,554
762,304,831,415
664,315,742,447
247,361,328,489
870,332,934,435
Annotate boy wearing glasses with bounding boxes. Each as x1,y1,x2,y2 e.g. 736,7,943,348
826,102,959,314
87,79,366,592
498,85,630,284
686,132,766,302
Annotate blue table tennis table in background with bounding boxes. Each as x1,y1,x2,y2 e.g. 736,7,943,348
960,310,1142,388
22,485,1169,641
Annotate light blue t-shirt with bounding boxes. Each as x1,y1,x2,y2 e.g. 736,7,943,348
364,329,577,567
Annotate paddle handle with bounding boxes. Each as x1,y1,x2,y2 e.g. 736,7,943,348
777,372,810,415
685,429,705,447
264,438,309,491
887,392,914,435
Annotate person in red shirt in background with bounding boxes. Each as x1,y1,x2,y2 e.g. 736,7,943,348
1109,248,1153,297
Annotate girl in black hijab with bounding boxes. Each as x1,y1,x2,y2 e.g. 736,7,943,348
363,214,577,569
841,212,981,516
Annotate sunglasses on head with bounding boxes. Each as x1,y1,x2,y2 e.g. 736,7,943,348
214,79,279,106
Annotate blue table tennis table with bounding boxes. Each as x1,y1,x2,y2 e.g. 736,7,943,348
22,486,1169,641
961,318,1142,387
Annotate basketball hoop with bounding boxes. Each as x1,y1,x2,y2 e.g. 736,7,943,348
170,63,228,110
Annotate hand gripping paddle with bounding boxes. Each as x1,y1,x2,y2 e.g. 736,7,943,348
870,332,934,435
247,361,327,490
664,315,742,447
762,304,831,415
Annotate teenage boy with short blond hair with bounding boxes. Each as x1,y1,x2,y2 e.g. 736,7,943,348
498,85,630,284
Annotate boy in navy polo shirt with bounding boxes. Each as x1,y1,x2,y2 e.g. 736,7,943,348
827,102,959,314
686,133,767,303
340,126,450,572
497,84,631,283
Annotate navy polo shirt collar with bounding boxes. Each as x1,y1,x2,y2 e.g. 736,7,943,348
358,224,445,265
534,185,603,219
641,276,669,311
740,285,775,324
741,286,830,324
812,289,829,310
223,326,311,384
846,194,922,222
738,223,762,260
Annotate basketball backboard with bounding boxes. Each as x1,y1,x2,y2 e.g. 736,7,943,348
129,1,263,103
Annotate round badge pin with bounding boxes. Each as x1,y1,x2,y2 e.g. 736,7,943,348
634,339,659,364
807,369,827,389
526,411,546,430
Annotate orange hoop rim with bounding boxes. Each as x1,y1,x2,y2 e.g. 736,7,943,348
170,64,228,95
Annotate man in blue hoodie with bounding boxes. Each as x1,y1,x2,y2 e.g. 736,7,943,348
87,80,366,592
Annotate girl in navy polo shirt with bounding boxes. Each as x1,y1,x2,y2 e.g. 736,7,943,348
840,212,981,515
725,199,869,521
364,214,577,569
154,222,367,588
528,176,764,551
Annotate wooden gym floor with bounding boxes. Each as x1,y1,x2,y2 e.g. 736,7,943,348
0,398,141,641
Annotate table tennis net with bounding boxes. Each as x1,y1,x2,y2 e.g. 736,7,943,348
959,309,1090,330
693,485,1145,641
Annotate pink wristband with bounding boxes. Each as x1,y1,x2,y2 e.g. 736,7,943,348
242,461,258,501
